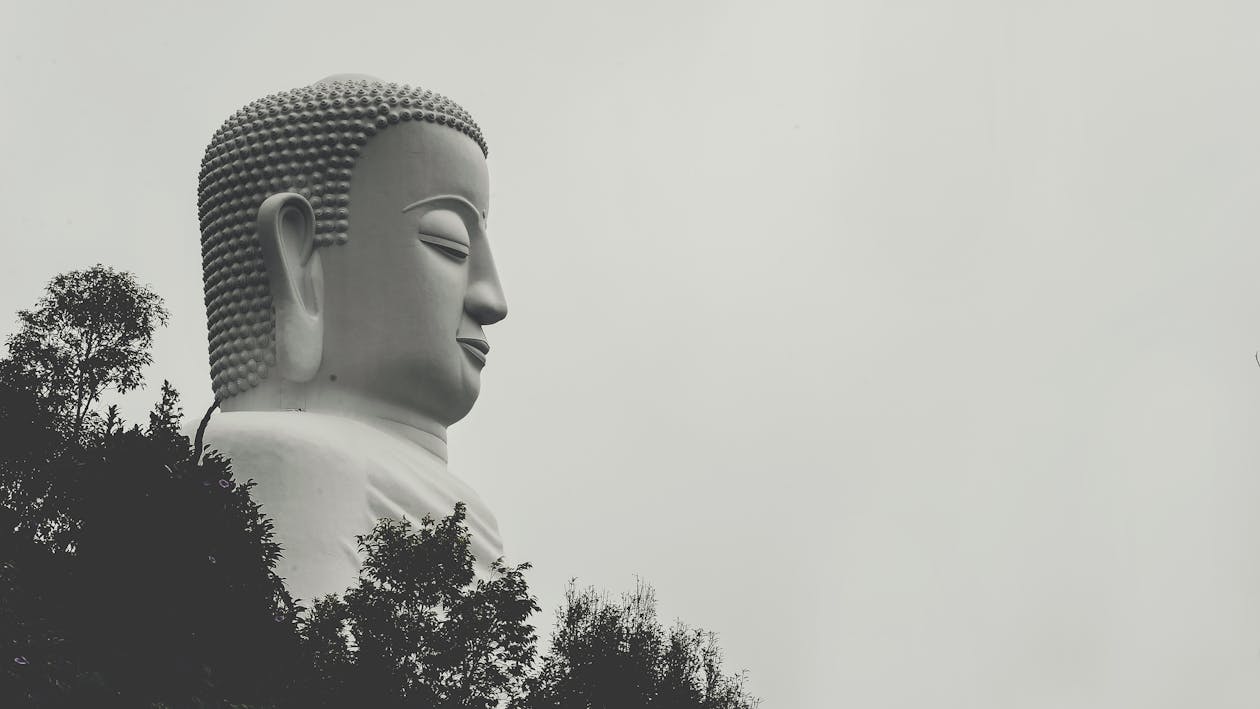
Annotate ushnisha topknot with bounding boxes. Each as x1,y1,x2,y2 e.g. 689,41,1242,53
197,76,487,401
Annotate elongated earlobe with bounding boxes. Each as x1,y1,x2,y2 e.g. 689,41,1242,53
257,192,324,383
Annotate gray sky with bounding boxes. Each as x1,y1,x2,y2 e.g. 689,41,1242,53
4,1,1260,705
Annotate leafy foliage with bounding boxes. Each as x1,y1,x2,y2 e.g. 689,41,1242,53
291,505,539,708
0,365,78,549
4,264,168,437
1,383,299,708
0,381,539,708
0,269,293,706
0,266,759,708
515,582,760,709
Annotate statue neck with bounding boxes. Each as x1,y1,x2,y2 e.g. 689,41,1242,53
363,415,448,463
221,379,449,462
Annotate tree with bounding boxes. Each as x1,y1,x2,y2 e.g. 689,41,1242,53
0,266,760,708
0,266,167,548
0,364,73,546
291,503,540,708
2,388,300,708
515,582,760,709
147,379,182,440
4,265,168,437
0,268,295,706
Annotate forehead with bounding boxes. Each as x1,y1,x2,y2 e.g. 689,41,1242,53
351,121,490,215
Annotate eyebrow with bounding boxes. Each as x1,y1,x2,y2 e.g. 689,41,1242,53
401,194,487,227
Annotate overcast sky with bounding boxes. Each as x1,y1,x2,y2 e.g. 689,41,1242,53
5,1,1260,706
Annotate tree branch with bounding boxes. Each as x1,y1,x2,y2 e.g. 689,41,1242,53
193,397,222,466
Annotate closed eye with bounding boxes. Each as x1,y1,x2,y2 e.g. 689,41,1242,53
419,233,470,260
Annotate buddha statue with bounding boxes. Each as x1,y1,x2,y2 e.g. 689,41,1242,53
194,75,507,604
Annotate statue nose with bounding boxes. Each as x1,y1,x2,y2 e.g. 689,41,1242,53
466,280,507,325
465,251,507,326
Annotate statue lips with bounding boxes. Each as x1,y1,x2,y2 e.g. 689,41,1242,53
457,336,490,366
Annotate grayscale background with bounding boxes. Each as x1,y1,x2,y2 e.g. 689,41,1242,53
4,1,1259,706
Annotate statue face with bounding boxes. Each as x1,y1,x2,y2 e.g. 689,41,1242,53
317,121,506,428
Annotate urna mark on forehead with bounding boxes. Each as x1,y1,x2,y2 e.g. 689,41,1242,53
197,74,489,401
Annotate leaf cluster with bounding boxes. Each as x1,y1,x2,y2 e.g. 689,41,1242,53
515,582,760,709
3,264,168,438
292,506,540,708
1,380,298,708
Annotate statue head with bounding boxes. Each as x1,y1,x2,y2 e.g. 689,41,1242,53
197,75,506,441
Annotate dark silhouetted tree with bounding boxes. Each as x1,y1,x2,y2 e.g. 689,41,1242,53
0,268,295,707
0,364,73,547
4,264,168,438
0,267,759,708
1,267,167,550
147,379,182,439
291,503,540,708
515,581,760,709
1,387,300,708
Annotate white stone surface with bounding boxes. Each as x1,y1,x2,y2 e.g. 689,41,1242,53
188,81,509,605
200,410,503,603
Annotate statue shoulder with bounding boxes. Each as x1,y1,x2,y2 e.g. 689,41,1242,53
193,410,379,478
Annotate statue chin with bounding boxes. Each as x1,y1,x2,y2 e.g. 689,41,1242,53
193,76,508,602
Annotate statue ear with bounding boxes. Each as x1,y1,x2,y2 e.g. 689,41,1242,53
257,192,324,383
